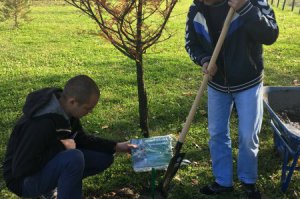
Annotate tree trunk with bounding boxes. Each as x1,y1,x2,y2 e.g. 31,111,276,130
135,56,149,137
14,1,18,28
136,0,149,137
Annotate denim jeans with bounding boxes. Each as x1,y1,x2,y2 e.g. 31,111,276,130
21,149,114,199
207,83,263,187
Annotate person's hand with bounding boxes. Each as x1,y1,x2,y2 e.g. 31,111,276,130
60,139,76,149
228,0,247,11
115,141,138,153
202,62,218,80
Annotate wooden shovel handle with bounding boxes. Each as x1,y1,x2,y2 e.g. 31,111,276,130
178,8,235,143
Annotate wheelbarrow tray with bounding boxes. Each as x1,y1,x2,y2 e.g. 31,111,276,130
263,86,300,149
262,86,300,192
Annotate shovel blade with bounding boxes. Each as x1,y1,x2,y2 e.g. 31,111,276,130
159,152,185,197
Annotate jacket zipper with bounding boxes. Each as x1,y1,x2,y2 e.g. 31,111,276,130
223,41,230,93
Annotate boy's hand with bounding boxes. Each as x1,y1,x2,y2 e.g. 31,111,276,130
60,139,76,149
228,0,247,11
115,142,138,153
202,62,218,79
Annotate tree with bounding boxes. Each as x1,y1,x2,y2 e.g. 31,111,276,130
65,0,178,137
0,0,30,28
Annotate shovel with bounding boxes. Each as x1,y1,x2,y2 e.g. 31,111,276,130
159,7,235,197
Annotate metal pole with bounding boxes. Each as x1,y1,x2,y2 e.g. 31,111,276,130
291,0,295,11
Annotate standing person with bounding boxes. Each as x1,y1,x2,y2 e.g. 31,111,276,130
185,0,278,198
3,75,137,199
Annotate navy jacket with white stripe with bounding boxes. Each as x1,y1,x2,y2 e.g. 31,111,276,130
185,0,279,92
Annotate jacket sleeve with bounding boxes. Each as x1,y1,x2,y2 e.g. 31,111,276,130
185,4,211,66
237,0,279,45
12,119,65,178
73,120,117,154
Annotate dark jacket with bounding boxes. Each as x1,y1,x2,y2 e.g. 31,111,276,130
3,88,117,196
185,0,279,92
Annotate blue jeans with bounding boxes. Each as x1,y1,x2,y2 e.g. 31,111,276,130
21,149,114,199
207,83,263,187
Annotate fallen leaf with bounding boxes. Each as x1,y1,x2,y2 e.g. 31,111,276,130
174,175,181,182
101,125,109,129
182,92,193,96
191,179,199,185
192,161,200,166
193,142,200,149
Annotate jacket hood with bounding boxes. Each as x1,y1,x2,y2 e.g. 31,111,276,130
22,88,62,118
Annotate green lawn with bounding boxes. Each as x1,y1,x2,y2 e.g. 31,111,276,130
0,1,299,198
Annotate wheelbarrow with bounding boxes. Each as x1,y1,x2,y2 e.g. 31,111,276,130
262,86,300,192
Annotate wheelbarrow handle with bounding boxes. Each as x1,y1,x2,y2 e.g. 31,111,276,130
178,8,235,143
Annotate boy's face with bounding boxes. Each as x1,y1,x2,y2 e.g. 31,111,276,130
200,0,225,5
67,94,99,118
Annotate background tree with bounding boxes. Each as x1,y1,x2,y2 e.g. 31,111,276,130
0,1,4,21
0,0,30,28
65,0,178,137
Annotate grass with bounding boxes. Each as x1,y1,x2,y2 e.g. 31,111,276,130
0,1,299,198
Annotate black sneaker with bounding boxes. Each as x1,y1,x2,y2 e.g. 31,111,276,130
242,183,261,199
200,182,234,195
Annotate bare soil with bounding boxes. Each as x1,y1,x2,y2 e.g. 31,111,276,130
85,187,164,199
277,108,300,136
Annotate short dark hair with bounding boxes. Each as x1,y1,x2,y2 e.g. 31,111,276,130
62,75,100,104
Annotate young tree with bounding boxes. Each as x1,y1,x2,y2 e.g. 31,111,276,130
65,0,178,137
0,0,30,28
